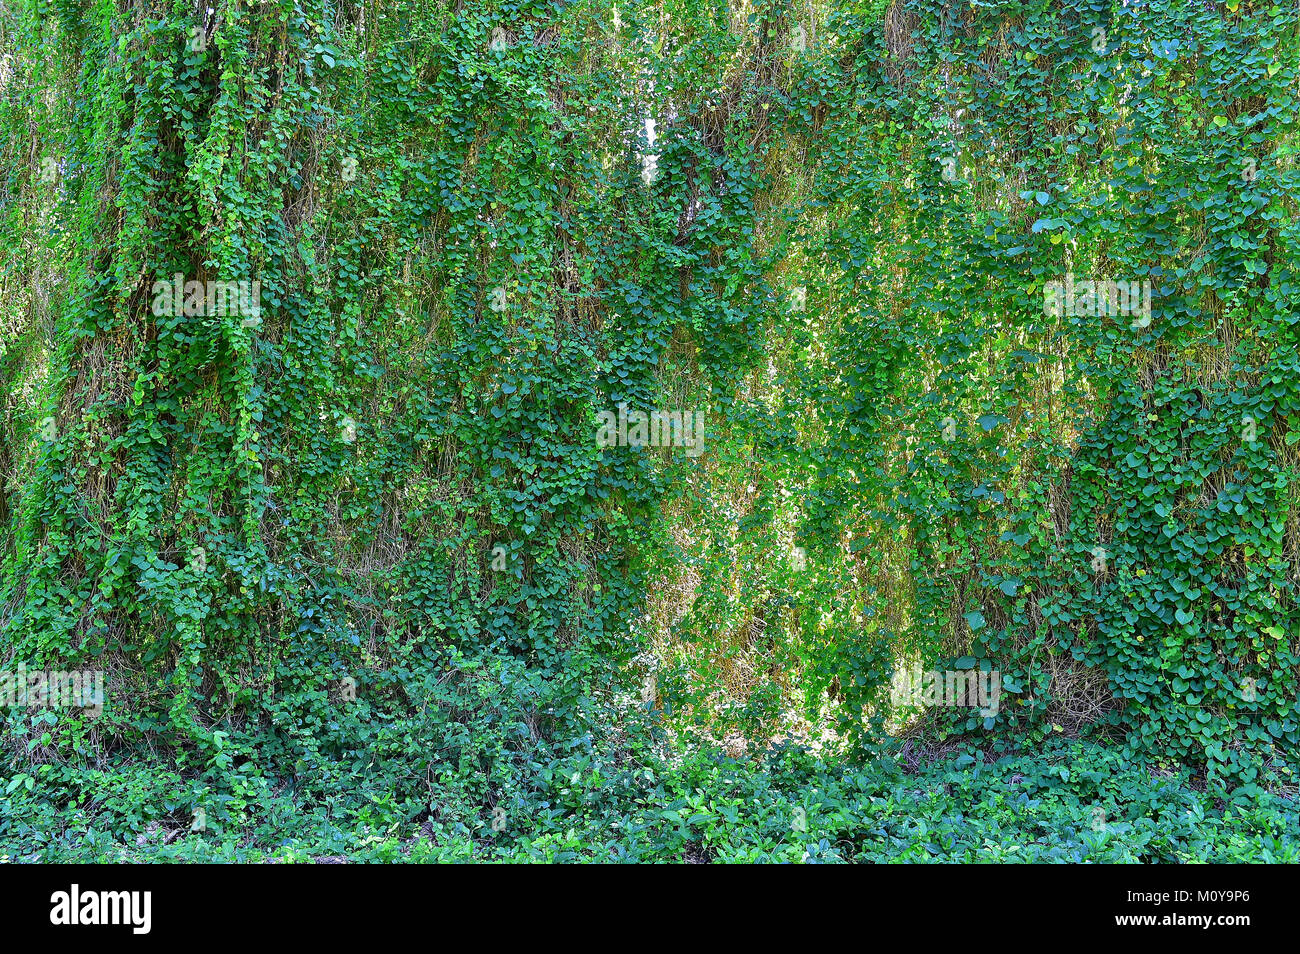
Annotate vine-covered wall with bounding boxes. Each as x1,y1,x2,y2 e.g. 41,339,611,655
2,0,1297,798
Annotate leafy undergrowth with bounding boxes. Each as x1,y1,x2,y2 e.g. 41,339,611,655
3,739,1295,863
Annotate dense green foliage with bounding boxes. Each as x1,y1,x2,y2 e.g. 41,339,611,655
1,0,1297,860
3,738,1297,862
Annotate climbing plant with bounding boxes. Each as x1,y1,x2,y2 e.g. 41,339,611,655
1,0,1296,812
